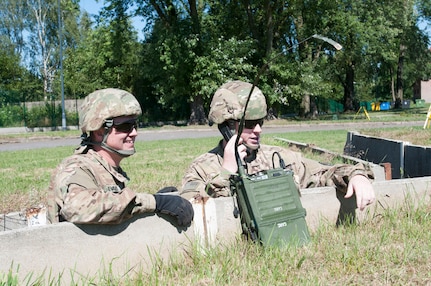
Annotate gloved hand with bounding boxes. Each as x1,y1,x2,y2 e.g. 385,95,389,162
154,194,194,226
157,186,178,193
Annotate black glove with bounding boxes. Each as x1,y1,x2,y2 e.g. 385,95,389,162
154,194,194,226
157,186,178,193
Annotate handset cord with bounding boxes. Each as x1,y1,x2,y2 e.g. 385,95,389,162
272,152,286,169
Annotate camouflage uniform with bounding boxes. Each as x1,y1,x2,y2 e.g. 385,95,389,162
180,140,374,200
180,80,374,200
47,88,156,224
47,148,156,224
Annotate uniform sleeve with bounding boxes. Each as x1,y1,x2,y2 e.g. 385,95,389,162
180,154,233,200
56,167,156,224
281,149,374,192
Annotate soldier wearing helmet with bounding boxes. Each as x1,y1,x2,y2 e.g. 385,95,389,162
180,80,376,212
47,88,194,226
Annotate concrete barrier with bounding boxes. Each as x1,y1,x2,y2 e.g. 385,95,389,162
1,177,431,284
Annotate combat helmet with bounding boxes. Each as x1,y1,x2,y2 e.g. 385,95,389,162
78,88,142,157
208,80,267,125
79,88,142,133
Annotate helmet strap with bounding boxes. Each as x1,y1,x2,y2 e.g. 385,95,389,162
79,124,135,157
100,125,135,157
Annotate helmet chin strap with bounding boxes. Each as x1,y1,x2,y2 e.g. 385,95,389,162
100,127,135,157
79,128,135,157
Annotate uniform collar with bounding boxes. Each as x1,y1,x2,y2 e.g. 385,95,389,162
87,149,129,182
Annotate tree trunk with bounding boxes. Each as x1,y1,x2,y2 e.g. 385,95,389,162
413,79,421,101
395,43,406,108
390,67,396,102
263,0,274,58
343,63,355,111
299,94,310,117
188,94,207,125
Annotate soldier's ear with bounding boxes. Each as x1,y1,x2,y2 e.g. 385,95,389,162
91,127,105,141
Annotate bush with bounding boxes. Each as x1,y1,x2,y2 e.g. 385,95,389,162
25,104,52,128
0,104,24,127
0,103,79,128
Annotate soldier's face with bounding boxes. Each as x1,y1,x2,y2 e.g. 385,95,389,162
106,116,138,152
239,120,263,150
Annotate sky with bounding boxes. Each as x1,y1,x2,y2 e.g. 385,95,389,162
79,0,145,40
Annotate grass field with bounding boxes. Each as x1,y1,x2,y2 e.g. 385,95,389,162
1,112,431,285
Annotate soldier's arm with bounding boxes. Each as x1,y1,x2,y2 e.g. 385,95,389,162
305,159,374,192
58,168,156,224
180,151,235,200
277,148,375,210
181,167,233,200
277,148,373,191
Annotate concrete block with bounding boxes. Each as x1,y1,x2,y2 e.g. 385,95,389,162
0,197,241,285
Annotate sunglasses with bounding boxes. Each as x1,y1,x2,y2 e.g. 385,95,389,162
244,119,264,129
112,119,138,133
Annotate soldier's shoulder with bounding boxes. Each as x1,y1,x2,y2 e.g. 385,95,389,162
260,144,300,158
192,151,219,164
57,153,96,170
260,144,287,152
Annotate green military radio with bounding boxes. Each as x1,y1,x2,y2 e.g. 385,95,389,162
229,157,310,247
219,116,310,247
217,78,311,246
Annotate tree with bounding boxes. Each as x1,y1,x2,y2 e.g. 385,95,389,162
0,36,24,104
24,0,80,101
0,0,28,56
135,0,206,123
63,0,140,102
61,11,96,99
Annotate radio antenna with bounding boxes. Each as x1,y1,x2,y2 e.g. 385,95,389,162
235,34,343,170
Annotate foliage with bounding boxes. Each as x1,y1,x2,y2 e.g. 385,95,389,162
0,37,22,88
0,0,430,123
190,36,257,105
0,103,78,128
0,104,23,127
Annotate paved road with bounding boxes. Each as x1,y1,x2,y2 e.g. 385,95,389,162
0,120,423,152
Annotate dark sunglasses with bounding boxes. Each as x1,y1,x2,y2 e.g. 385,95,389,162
244,119,264,129
113,119,138,133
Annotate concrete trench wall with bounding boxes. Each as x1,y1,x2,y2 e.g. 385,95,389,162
0,197,242,285
2,177,431,285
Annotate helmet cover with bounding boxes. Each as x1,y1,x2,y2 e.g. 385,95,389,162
79,88,142,133
208,80,267,125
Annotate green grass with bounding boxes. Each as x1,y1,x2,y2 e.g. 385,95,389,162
2,118,431,285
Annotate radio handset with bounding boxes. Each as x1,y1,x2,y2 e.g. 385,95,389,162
218,121,235,142
218,121,252,160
